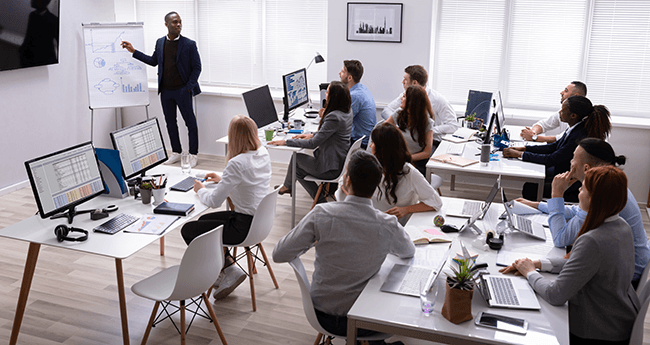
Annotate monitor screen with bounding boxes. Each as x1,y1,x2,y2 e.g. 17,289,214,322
493,90,505,134
465,90,493,124
110,118,168,180
242,85,279,128
24,142,105,219
282,68,309,112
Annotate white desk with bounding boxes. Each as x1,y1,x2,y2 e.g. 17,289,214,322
427,140,546,200
2,165,210,345
347,197,569,345
216,109,321,228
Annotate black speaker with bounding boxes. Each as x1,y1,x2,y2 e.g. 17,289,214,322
486,230,504,250
54,225,89,242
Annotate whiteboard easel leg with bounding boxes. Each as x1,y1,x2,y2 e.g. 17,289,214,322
90,108,94,143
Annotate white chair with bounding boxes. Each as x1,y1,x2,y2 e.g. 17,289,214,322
430,173,443,195
636,260,650,300
629,280,650,345
304,136,365,210
131,226,228,345
288,257,390,345
215,187,281,312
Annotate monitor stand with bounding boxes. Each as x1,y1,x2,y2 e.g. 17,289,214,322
50,206,95,224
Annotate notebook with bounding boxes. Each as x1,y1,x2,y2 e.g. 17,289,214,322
477,274,541,310
446,179,500,219
380,244,452,297
501,189,546,241
153,202,195,216
430,154,479,167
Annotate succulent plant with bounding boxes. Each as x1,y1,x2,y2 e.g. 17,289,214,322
140,182,153,190
446,258,479,291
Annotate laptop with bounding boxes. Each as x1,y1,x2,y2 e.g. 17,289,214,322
501,189,546,240
477,274,541,310
380,244,452,297
446,179,500,219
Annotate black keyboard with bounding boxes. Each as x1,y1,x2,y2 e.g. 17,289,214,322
93,213,139,234
170,176,199,192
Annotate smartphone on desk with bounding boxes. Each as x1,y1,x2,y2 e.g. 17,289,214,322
475,312,528,335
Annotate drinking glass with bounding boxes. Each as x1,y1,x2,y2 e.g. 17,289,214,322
180,151,191,175
420,278,438,316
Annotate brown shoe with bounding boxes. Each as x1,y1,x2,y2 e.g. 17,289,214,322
275,185,292,196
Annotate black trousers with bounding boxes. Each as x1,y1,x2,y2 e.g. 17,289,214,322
569,333,629,345
314,308,385,344
160,87,199,155
180,211,253,247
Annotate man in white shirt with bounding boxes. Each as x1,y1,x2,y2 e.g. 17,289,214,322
520,81,587,143
273,150,414,345
381,65,459,148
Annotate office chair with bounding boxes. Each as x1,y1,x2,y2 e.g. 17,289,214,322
304,136,365,210
211,187,281,311
131,226,228,345
629,279,650,345
430,174,443,196
288,257,390,345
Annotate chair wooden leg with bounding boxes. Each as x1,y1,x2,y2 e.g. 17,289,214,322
324,336,333,345
180,300,186,345
245,247,257,311
141,301,160,345
160,236,165,256
311,183,325,210
258,243,279,289
202,293,228,345
313,333,323,345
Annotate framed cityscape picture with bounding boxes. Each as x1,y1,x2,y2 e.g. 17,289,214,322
347,3,403,43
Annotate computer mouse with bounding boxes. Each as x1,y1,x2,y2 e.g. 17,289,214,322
440,224,459,233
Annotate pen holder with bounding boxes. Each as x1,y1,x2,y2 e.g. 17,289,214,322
480,144,491,166
152,188,166,206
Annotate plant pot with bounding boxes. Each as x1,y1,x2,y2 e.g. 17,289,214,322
441,279,474,324
140,188,152,204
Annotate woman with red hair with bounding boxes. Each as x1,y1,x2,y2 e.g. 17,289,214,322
500,166,639,344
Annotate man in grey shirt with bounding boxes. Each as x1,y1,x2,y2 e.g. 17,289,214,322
273,151,415,344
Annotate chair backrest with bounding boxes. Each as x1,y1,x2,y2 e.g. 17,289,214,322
637,262,650,301
288,257,333,337
430,174,444,190
334,135,366,180
169,226,224,300
237,187,280,247
629,285,650,345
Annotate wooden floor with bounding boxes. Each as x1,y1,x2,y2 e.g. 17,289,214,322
1,153,649,344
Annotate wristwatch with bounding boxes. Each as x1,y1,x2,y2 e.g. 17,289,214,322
531,134,538,142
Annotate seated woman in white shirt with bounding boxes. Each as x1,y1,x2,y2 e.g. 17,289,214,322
335,123,442,225
181,115,272,300
385,85,435,176
500,166,638,345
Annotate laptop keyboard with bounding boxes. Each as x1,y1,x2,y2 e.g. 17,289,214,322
170,176,199,192
462,201,482,216
491,276,520,306
398,266,432,296
93,213,139,234
515,215,533,234
446,143,465,155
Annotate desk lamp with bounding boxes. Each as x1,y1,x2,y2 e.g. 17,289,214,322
305,52,325,113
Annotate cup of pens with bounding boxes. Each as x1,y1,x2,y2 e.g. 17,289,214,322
151,175,167,206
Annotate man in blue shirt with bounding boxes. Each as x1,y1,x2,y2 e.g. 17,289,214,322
339,60,376,148
517,138,649,287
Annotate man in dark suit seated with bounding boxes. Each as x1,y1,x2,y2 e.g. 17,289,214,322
121,11,202,167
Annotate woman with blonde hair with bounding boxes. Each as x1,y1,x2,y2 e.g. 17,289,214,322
500,166,639,344
181,115,272,300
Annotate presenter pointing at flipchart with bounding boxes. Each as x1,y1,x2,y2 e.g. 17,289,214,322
121,11,202,167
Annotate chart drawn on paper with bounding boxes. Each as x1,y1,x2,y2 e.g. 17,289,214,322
86,29,128,54
109,58,142,75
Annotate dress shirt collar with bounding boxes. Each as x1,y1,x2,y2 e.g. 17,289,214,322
344,194,373,206
166,34,181,41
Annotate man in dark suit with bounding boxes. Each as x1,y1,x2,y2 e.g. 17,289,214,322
122,11,201,167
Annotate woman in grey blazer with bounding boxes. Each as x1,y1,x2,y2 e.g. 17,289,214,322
270,81,353,203
501,166,639,345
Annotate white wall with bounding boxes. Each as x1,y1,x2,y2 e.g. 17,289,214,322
0,0,116,193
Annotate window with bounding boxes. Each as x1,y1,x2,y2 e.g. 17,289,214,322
433,0,650,117
135,0,328,92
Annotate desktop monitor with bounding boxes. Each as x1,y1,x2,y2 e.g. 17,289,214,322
493,90,505,134
242,85,279,128
465,90,493,125
24,141,106,223
282,68,309,114
483,111,497,145
110,118,168,180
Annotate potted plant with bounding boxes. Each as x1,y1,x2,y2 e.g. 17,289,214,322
441,258,479,324
139,181,153,204
464,113,483,130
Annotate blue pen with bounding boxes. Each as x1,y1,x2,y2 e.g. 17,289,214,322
452,134,464,139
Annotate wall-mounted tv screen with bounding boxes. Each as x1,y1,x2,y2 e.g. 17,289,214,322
0,0,60,71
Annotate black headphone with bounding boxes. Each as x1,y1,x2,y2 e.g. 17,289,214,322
54,225,89,242
486,230,504,250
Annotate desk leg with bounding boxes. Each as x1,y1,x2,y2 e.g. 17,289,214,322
536,181,544,201
346,318,358,345
291,151,297,228
10,242,40,345
159,236,165,256
115,259,130,345
450,175,456,191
